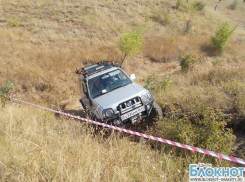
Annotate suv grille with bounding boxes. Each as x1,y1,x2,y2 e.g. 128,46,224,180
117,97,143,114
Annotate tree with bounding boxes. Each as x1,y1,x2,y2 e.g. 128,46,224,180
118,27,144,67
211,22,237,53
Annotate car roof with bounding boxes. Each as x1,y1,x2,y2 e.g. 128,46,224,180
86,67,119,79
76,61,118,78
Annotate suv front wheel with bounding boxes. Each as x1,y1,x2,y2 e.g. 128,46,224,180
146,102,163,123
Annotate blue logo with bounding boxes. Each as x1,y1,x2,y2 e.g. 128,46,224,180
189,163,245,182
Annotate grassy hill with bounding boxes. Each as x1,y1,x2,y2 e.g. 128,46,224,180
0,0,245,181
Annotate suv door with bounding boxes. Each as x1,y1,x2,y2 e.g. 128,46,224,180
80,78,101,120
79,78,91,110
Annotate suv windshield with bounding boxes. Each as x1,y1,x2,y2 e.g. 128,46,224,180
88,69,132,98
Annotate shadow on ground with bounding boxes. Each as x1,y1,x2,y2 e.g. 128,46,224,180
233,129,245,160
64,109,86,118
54,109,86,120
200,43,218,57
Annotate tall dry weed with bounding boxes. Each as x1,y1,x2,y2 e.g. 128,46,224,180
0,105,189,181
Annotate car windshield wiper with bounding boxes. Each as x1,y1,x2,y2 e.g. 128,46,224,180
110,84,127,91
93,92,107,98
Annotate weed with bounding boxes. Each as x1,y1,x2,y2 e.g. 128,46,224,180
182,2,191,13
183,19,193,34
222,80,245,116
180,53,198,72
142,74,171,93
175,0,190,12
163,13,171,26
142,74,157,91
212,60,222,66
151,9,171,26
0,80,13,107
171,38,176,44
8,18,21,27
145,16,151,23
162,74,171,91
228,0,239,10
193,2,205,11
175,1,201,14
176,0,182,10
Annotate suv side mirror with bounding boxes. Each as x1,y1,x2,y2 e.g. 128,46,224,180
129,74,136,80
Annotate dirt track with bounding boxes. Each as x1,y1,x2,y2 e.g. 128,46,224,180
233,129,245,160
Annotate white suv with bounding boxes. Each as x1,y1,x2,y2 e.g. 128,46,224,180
76,61,162,126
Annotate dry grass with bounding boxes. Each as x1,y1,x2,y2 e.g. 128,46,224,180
0,105,189,181
155,69,245,117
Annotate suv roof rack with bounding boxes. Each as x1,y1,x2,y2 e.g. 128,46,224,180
75,61,118,77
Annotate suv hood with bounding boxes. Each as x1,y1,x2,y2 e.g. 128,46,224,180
94,83,146,111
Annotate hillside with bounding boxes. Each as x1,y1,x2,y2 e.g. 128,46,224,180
0,0,245,181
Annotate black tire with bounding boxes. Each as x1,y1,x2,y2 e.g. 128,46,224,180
146,102,163,123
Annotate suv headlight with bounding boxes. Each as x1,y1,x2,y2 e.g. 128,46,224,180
141,91,152,103
102,108,115,119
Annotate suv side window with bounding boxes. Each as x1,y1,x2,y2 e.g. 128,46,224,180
79,77,88,97
79,78,83,94
82,81,88,95
118,72,127,80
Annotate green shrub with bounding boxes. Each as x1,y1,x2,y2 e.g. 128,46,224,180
149,107,236,164
180,53,198,72
162,74,171,91
157,14,171,26
175,0,199,13
183,20,193,34
228,0,239,10
0,80,13,107
193,2,205,11
151,9,171,26
8,18,21,27
142,74,171,93
142,74,157,91
222,80,245,117
182,2,191,12
118,26,145,67
211,22,237,53
212,60,222,66
176,0,182,9
163,14,171,26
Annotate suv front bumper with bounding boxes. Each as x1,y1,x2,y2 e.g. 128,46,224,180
106,99,154,125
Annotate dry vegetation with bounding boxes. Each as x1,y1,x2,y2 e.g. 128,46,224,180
0,0,245,181
1,105,192,181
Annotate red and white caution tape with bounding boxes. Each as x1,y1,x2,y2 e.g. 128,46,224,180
194,65,245,71
9,97,245,165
